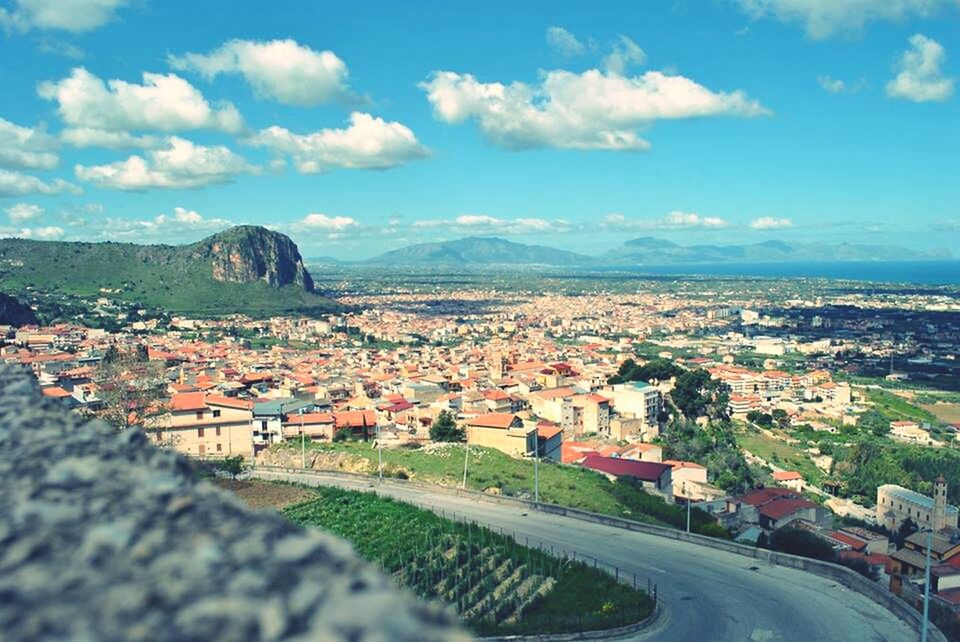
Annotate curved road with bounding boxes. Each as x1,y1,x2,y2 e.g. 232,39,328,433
253,469,919,642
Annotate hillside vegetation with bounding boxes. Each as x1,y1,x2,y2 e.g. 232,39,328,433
0,226,339,316
263,441,728,537
285,487,653,636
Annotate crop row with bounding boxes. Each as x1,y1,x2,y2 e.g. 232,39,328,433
284,487,654,635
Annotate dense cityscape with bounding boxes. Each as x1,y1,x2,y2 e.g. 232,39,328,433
2,1,959,641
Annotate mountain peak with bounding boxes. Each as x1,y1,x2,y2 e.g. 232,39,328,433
191,226,314,291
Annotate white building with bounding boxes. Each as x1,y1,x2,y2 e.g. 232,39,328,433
877,479,958,532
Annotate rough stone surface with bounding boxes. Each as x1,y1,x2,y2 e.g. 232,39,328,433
0,364,468,642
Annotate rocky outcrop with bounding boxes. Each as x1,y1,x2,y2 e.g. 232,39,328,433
189,226,315,291
0,363,466,642
0,292,38,327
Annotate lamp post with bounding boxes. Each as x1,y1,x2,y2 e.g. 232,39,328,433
534,436,540,504
462,439,470,490
922,527,933,642
684,482,691,533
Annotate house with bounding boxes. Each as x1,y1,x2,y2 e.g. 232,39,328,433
666,460,726,501
889,421,931,444
757,497,820,531
604,381,660,427
149,392,255,459
580,455,673,500
536,422,563,462
561,394,611,437
464,413,536,458
772,470,805,493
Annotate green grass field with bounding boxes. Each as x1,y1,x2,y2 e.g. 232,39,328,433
865,388,939,424
284,487,654,636
273,440,728,537
735,429,824,485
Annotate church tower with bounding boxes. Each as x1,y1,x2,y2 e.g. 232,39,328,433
934,475,948,532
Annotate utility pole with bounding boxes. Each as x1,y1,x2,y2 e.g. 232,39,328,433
534,436,540,504
684,482,691,533
922,528,933,642
299,408,305,470
462,440,470,489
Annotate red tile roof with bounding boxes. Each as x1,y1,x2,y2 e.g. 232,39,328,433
758,497,817,521
466,413,519,429
42,386,71,398
581,455,671,482
170,391,206,412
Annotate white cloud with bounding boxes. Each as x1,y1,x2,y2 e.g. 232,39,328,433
0,169,80,197
300,213,358,230
61,127,160,149
546,26,585,57
0,117,58,170
75,137,258,190
602,211,730,230
6,202,43,222
38,67,244,134
169,39,351,106
603,36,647,75
817,75,847,93
51,206,233,242
21,225,63,239
750,216,794,229
733,0,953,39
413,214,566,235
421,69,768,151
886,34,954,103
248,112,429,172
0,0,128,33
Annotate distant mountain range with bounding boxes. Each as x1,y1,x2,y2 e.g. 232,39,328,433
364,237,590,266
356,236,951,267
0,226,338,316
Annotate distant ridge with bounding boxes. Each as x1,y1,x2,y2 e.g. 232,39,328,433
0,226,338,316
365,236,591,266
363,235,951,267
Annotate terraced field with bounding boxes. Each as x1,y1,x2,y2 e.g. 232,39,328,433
284,487,653,636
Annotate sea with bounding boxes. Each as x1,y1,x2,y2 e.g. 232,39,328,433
611,260,960,286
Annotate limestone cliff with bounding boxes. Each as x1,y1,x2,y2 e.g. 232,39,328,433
189,226,315,291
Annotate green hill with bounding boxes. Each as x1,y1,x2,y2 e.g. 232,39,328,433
0,226,339,316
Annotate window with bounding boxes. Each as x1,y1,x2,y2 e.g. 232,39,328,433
213,409,221,418
198,427,204,438
261,420,268,430
216,443,222,452
215,426,221,437
196,411,204,420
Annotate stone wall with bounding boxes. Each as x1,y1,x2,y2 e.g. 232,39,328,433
0,364,469,642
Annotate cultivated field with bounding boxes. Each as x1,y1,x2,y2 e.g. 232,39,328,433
284,487,654,636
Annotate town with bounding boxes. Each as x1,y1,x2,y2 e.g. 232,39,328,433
5,271,960,636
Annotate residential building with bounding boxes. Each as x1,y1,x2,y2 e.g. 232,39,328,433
580,455,673,500
464,413,536,458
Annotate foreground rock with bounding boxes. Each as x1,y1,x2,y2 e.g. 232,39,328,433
0,363,468,642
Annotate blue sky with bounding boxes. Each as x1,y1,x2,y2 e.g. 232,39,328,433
0,0,957,258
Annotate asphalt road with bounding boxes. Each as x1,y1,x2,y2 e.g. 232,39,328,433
253,469,919,642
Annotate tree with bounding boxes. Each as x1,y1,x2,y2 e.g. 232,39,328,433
772,409,790,430
93,349,167,430
214,455,245,479
768,528,835,562
430,411,465,442
333,427,352,442
672,369,728,420
896,517,918,548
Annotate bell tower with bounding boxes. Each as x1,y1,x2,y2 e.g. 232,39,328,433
934,475,948,532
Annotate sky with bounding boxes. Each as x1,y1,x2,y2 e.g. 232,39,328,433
0,0,957,259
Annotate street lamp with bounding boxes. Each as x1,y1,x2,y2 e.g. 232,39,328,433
922,527,933,642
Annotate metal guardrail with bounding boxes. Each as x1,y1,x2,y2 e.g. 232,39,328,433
250,464,945,642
